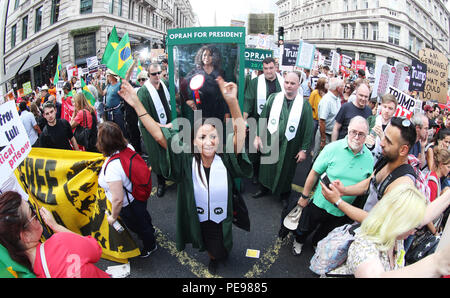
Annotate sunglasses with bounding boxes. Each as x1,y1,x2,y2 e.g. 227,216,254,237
24,201,37,228
138,78,147,82
150,71,162,76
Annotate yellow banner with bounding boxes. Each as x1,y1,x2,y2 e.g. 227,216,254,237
15,148,140,263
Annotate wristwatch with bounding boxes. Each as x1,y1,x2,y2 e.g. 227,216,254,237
334,199,343,207
300,193,310,199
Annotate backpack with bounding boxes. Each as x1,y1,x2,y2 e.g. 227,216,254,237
104,147,152,202
309,223,360,275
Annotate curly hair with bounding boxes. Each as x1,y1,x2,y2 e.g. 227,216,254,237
194,45,223,73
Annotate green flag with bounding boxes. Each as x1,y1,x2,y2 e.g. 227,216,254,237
101,26,120,65
137,60,143,76
53,55,62,85
106,33,134,79
81,78,95,106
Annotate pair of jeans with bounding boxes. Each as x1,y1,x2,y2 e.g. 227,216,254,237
120,199,156,251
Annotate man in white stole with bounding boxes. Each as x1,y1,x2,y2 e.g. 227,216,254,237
244,57,285,184
137,63,172,197
252,72,314,204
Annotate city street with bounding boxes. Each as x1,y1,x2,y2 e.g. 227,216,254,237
97,154,317,278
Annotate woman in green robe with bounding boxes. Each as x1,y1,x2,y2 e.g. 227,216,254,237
118,77,252,275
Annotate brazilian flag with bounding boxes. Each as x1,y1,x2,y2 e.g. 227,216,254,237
106,33,133,79
81,78,96,106
137,60,143,76
101,26,120,65
0,244,35,278
53,55,62,85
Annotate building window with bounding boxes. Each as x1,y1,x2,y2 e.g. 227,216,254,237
342,23,348,39
371,22,379,40
138,5,143,23
343,0,348,12
361,23,368,40
80,0,93,14
409,33,415,52
22,16,28,41
388,24,400,45
363,0,369,9
109,0,114,14
14,0,20,10
350,23,355,39
118,0,123,16
35,6,42,33
74,33,96,65
51,0,60,25
11,24,17,48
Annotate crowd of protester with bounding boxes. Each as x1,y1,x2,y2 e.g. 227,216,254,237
2,55,450,278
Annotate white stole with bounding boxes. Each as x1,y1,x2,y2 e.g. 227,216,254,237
192,155,229,224
267,92,304,141
257,73,285,115
144,80,171,125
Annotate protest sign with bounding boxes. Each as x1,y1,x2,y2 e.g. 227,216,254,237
330,51,340,73
86,56,99,69
0,101,32,185
419,48,449,104
15,148,140,263
281,44,298,67
245,48,273,70
393,62,410,92
167,27,246,117
22,82,32,96
296,41,315,70
388,86,422,119
409,59,427,92
372,62,397,99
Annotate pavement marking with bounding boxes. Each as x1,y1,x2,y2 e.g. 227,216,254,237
151,182,304,278
154,227,221,278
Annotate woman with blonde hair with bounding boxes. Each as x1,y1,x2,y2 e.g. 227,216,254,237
327,184,450,277
70,93,97,152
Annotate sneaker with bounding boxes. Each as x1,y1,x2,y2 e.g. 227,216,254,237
140,245,157,258
292,240,303,256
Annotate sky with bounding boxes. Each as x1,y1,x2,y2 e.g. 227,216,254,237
189,0,278,27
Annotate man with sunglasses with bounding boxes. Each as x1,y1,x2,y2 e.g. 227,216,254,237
137,63,172,197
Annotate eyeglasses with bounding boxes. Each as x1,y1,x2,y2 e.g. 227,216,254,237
349,130,367,139
150,71,162,76
23,201,37,229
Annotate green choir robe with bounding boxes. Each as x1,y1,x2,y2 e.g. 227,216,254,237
159,128,253,253
137,80,172,176
258,92,314,195
244,75,283,120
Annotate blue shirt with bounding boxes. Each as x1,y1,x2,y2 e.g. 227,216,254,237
106,82,122,108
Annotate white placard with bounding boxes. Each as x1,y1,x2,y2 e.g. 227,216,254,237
0,101,32,185
296,41,316,70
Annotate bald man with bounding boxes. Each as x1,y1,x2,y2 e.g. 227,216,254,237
332,83,372,141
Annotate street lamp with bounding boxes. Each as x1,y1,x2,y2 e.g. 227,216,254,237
431,37,448,51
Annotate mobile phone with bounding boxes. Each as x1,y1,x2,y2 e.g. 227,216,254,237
320,173,331,188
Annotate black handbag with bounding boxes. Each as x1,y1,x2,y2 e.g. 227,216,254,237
74,110,97,150
231,182,250,232
405,229,440,264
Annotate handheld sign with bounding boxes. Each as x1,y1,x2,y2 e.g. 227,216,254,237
190,74,205,105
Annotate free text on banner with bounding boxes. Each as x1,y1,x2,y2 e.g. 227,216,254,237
15,148,140,263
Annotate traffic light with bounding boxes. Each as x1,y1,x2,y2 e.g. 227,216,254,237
278,26,284,46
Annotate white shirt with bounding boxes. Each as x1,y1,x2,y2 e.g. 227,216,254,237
98,145,135,207
20,110,38,145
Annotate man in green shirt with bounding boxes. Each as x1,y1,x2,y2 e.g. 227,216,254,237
253,72,314,205
291,116,374,255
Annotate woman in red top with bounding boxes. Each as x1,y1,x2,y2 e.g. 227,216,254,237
0,191,110,278
70,93,98,152
428,148,450,203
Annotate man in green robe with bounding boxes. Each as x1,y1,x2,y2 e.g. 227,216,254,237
137,63,173,197
253,72,314,204
244,57,284,185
